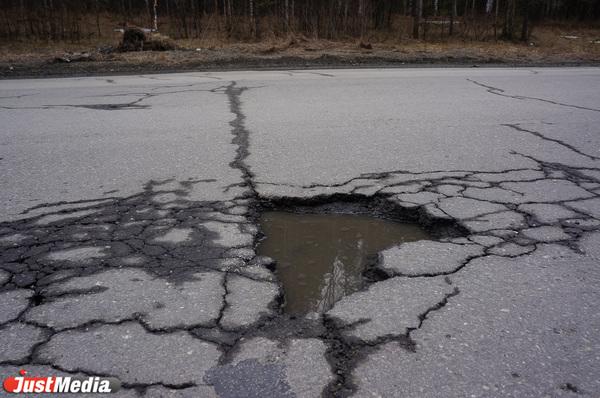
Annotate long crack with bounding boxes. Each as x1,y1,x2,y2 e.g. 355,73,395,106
503,123,600,161
467,78,600,113
224,81,257,198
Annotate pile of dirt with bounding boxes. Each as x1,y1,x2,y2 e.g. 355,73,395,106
119,27,177,52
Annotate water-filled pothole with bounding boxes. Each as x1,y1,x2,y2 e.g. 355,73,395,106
257,211,430,315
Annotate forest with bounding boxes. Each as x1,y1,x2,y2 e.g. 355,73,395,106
1,0,599,44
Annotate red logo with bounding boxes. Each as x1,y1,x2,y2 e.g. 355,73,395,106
3,370,120,394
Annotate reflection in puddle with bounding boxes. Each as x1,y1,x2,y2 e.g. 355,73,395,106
257,212,429,315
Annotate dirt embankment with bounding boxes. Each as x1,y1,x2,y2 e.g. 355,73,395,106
2,29,600,78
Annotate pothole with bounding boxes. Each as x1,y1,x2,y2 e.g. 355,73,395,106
257,211,430,315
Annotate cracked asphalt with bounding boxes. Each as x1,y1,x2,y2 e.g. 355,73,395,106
1,67,600,397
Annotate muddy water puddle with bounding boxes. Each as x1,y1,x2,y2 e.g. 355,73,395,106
257,211,429,315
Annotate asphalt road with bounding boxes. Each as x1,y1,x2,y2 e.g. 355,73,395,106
1,67,600,397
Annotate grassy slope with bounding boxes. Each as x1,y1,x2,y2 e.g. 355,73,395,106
1,24,599,78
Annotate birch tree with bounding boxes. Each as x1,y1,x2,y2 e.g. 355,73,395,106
153,0,158,31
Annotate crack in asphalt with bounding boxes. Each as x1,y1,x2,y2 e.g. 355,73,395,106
503,123,600,161
255,167,543,191
321,284,461,397
223,82,257,198
410,286,460,336
467,78,600,113
0,93,39,100
0,84,229,111
216,272,231,331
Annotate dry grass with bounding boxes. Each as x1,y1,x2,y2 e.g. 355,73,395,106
145,33,177,51
119,28,178,52
1,23,599,72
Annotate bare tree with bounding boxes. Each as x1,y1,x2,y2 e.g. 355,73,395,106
449,0,457,36
520,0,530,41
153,0,158,31
284,0,289,31
95,0,102,37
144,0,151,27
494,0,500,40
42,0,51,40
249,0,256,39
503,0,515,39
1,0,599,44
413,0,422,39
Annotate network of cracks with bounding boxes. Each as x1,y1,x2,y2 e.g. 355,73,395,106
1,160,599,397
1,80,600,397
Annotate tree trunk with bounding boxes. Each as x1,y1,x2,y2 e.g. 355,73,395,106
449,0,457,36
412,0,422,39
494,0,499,40
520,1,529,41
249,0,256,39
284,0,289,30
145,0,152,28
502,0,512,39
95,0,102,37
42,0,51,40
153,0,159,31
